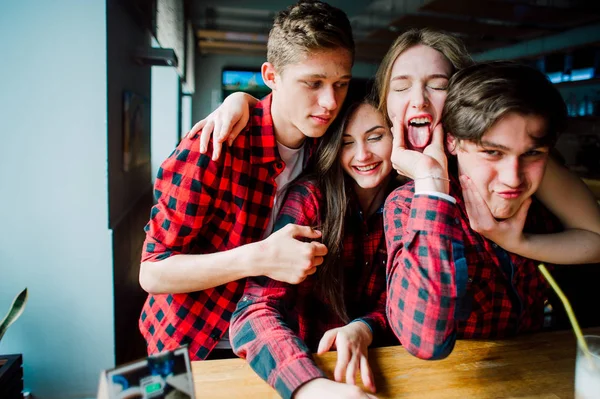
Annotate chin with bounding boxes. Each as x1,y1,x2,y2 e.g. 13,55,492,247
305,127,329,138
491,208,518,220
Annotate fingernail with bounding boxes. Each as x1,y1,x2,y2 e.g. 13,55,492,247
200,145,206,153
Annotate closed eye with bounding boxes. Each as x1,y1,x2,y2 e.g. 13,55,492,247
428,85,448,91
304,81,321,89
367,135,383,142
481,149,501,157
523,150,546,157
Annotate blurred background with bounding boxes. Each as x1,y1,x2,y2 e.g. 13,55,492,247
1,1,600,397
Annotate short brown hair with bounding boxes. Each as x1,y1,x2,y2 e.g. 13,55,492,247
374,28,473,125
443,61,568,146
267,1,354,71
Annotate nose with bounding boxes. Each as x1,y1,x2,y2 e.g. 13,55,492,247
410,85,429,110
318,86,338,111
355,142,371,162
498,157,523,188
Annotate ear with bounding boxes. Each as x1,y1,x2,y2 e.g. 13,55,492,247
446,133,458,155
261,62,278,91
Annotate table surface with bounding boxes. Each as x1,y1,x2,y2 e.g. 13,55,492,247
192,328,600,398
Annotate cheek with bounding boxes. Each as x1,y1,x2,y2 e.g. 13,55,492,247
340,148,353,169
458,155,495,191
430,93,447,119
386,93,408,119
380,143,393,162
525,161,548,190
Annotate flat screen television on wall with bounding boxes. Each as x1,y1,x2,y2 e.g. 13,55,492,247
222,68,271,100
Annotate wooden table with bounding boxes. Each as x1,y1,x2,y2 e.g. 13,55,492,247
192,328,600,398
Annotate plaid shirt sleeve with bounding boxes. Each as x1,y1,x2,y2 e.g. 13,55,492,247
141,136,216,262
384,185,466,360
352,284,388,341
230,183,325,399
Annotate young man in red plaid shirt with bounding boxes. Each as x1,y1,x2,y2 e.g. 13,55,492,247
384,62,569,360
138,0,354,361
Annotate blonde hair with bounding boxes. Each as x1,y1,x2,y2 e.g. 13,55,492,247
267,0,354,72
374,28,473,126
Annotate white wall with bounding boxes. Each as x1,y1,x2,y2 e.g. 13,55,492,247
0,1,114,398
151,67,181,182
192,53,379,124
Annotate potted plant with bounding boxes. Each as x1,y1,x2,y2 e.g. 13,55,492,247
0,288,28,399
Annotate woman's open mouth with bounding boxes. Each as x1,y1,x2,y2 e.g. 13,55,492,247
407,115,433,150
353,163,381,174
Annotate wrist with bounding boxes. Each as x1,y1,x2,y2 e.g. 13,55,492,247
351,320,374,346
244,241,267,277
414,175,450,194
506,233,529,254
293,378,326,399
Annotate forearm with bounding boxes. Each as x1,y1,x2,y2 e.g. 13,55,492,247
231,292,325,399
515,229,600,264
385,193,463,360
139,242,262,294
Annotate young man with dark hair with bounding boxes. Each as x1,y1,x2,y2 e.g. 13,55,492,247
139,0,354,361
384,61,569,360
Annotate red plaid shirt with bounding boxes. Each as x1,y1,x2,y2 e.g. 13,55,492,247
384,176,561,360
230,180,389,399
139,94,315,360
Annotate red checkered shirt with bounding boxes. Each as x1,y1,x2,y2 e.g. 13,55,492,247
230,180,389,399
384,176,561,360
139,94,315,360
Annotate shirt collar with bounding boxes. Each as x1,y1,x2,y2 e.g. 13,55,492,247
249,93,318,166
249,94,279,165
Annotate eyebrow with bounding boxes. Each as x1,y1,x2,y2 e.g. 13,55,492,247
479,140,548,152
343,125,386,136
302,73,352,80
391,74,449,81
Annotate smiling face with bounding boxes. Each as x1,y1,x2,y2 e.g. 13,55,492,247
449,112,550,219
340,103,393,191
265,48,353,148
386,45,453,151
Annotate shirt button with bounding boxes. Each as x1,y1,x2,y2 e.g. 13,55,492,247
454,218,460,225
365,261,369,266
210,333,220,340
468,278,473,283
492,243,498,248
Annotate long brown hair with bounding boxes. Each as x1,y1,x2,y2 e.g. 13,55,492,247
374,28,473,127
302,98,378,322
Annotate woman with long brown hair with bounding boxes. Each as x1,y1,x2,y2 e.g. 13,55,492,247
228,99,397,398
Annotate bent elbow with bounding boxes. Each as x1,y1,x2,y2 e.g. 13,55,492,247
387,307,456,360
139,261,162,294
402,332,456,361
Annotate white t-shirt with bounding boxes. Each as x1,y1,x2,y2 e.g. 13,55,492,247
263,141,306,238
215,140,306,350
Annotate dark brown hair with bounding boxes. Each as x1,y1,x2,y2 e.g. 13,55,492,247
443,61,568,146
303,98,379,322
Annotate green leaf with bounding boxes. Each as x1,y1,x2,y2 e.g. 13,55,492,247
0,288,28,342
